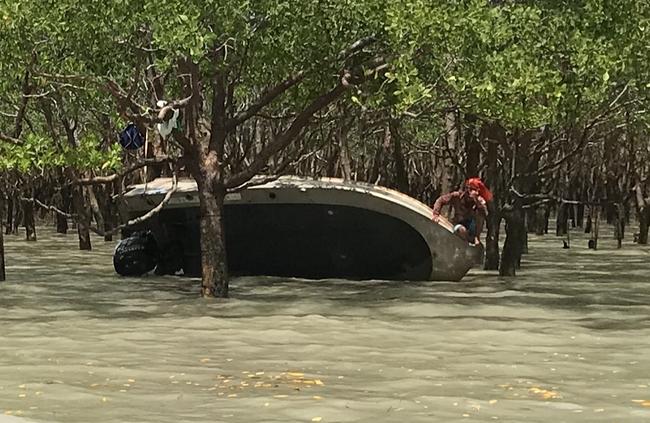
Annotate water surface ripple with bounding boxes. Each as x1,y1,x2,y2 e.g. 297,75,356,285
1,228,649,423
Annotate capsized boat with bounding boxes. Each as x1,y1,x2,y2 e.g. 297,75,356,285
114,176,481,281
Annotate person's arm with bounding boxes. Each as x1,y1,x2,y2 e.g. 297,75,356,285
432,191,458,221
478,196,488,216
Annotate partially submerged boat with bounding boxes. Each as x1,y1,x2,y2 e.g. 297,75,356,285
114,176,481,281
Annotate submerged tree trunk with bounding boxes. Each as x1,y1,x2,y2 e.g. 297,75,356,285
12,199,21,235
196,177,229,298
526,209,538,234
22,199,37,242
103,194,116,242
576,204,585,228
0,193,5,281
483,128,501,271
56,214,69,234
86,186,106,241
635,184,650,245
556,203,568,236
569,204,577,228
5,197,13,235
500,205,524,276
54,190,69,234
639,212,650,245
614,203,625,249
484,201,501,270
521,215,529,254
535,206,547,235
590,206,601,250
71,184,91,251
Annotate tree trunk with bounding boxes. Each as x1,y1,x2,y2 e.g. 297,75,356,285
535,206,547,235
639,212,650,244
86,186,106,240
56,214,69,234
635,185,649,245
5,197,13,235
511,130,536,258
605,204,615,225
103,193,116,242
590,206,601,250
464,114,479,178
114,180,129,226
390,119,410,194
22,199,37,242
526,209,537,234
576,204,585,227
614,203,625,249
324,138,339,178
337,125,352,181
484,201,501,270
500,206,524,276
76,220,92,251
484,132,500,271
12,199,21,235
71,185,91,251
197,179,229,298
569,204,577,228
521,214,528,255
556,203,568,236
53,189,69,234
0,193,5,281
439,108,459,194
369,126,390,184
544,206,550,234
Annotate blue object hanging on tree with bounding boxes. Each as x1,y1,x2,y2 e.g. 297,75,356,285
119,123,145,150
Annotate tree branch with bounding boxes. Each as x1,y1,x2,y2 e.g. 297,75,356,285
0,133,22,145
227,175,281,193
14,56,35,139
75,156,174,185
226,151,317,193
226,83,347,188
225,35,378,132
225,59,385,189
21,197,74,218
90,170,178,237
337,35,376,61
226,71,306,131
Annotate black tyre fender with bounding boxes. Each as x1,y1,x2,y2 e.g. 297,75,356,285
113,231,159,276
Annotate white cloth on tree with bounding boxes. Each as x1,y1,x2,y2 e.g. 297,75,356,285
155,100,179,139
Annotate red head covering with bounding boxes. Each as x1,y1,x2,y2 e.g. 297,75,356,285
465,177,493,202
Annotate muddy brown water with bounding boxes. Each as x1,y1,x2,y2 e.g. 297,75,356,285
0,227,649,422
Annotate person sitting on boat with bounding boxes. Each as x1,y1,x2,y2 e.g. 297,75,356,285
431,177,493,245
